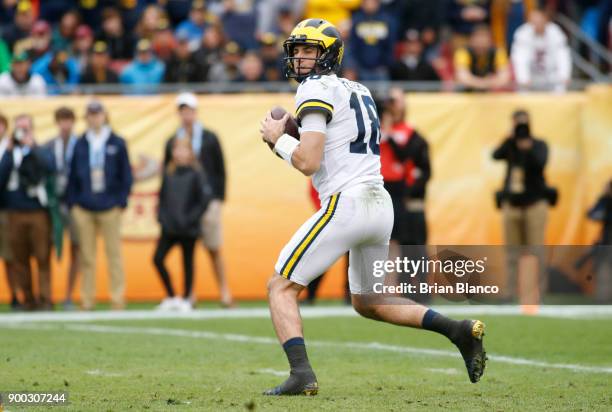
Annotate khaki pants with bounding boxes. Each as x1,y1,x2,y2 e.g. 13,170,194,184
7,210,51,308
502,200,548,297
72,206,125,309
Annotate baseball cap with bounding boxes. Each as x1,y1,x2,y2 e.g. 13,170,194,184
86,100,105,114
136,39,152,52
259,32,277,47
192,0,205,10
176,92,198,109
13,51,30,62
16,0,32,13
93,41,108,54
32,20,51,35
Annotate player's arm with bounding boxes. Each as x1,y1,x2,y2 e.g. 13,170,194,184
260,112,326,176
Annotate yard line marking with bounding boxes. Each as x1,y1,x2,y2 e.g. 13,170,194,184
256,369,288,377
0,305,611,324
424,368,460,375
3,322,611,375
85,369,124,377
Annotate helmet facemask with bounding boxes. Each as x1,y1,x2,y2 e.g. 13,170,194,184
283,38,331,82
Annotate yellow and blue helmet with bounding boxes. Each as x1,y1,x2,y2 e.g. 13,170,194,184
283,18,344,82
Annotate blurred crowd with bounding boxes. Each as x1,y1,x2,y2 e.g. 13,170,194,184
0,0,610,95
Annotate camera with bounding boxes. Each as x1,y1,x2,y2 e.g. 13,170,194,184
12,127,26,144
513,123,530,140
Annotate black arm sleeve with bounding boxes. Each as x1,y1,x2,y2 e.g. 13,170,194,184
492,138,512,160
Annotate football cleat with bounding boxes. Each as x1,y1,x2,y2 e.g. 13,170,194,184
453,320,487,383
263,371,318,396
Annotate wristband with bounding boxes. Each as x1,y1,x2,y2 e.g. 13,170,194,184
274,133,300,165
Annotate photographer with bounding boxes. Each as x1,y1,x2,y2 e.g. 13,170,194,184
0,114,54,310
493,109,556,298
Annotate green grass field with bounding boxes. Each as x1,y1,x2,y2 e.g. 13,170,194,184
1,304,611,411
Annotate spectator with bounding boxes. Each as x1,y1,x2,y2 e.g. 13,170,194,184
259,33,283,81
31,50,80,94
29,20,53,62
120,39,165,94
0,114,54,310
154,138,211,312
164,93,233,308
0,113,20,310
390,30,441,82
276,6,299,38
0,38,10,73
511,9,572,92
81,41,119,84
221,0,258,50
175,0,212,52
490,0,538,50
207,41,242,82
302,0,361,28
493,109,556,299
164,32,206,83
193,24,225,77
349,0,398,81
96,7,135,60
136,4,167,41
71,24,94,74
237,51,265,82
44,107,80,310
380,88,431,246
0,52,47,96
256,0,304,36
448,0,491,47
51,9,81,52
454,25,511,91
2,0,35,52
66,100,133,311
151,19,176,63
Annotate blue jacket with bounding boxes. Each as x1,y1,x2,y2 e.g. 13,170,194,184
66,132,133,211
119,57,165,94
0,146,54,210
349,9,398,69
31,51,80,93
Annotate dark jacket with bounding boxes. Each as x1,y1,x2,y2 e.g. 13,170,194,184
81,65,120,84
163,53,207,83
0,146,54,210
349,8,398,69
66,131,133,211
158,166,211,237
164,129,226,200
390,58,440,82
493,136,549,207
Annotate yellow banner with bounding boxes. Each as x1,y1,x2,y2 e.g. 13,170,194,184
0,87,609,302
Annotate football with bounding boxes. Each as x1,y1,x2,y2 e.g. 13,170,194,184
265,106,300,152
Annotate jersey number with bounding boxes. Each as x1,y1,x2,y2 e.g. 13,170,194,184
349,92,380,155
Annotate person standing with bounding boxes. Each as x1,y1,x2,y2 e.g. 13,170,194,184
0,113,20,310
67,101,133,310
0,114,54,310
164,93,233,307
493,109,556,299
154,138,211,311
45,107,80,310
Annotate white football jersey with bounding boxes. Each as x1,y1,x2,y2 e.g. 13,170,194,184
295,74,383,202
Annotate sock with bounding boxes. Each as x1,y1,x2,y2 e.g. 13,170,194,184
421,309,461,341
282,337,312,373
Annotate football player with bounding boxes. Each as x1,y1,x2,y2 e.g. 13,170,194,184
259,18,487,396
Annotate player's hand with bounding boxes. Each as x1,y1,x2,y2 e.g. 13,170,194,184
260,111,289,146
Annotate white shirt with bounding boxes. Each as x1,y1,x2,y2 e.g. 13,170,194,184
0,72,47,96
511,22,572,92
294,74,383,202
